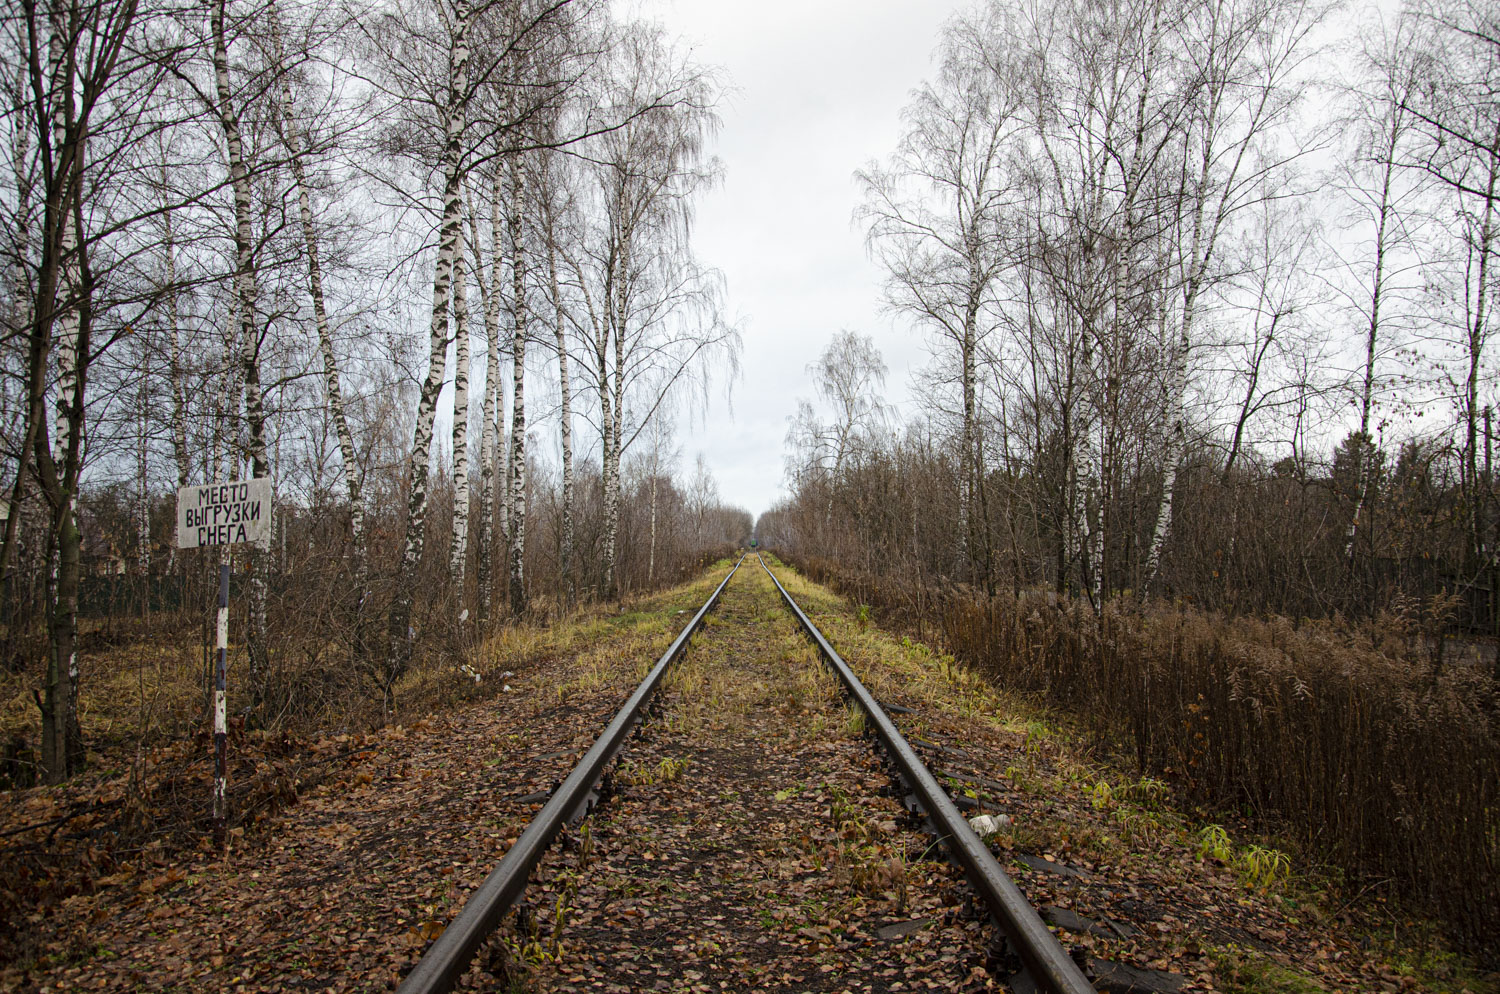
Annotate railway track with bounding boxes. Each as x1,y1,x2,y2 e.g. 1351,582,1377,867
397,553,1095,994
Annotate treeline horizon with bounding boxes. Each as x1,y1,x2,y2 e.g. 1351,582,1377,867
763,412,1493,627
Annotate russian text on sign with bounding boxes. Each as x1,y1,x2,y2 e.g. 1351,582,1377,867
175,477,272,549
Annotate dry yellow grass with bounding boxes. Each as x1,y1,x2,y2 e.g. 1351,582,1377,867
0,559,742,775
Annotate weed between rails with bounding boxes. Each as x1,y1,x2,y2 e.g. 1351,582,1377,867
618,755,690,786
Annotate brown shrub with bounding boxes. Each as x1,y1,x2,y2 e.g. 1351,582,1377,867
794,555,1500,957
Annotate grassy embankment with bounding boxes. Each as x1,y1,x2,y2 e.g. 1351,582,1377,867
772,553,1498,990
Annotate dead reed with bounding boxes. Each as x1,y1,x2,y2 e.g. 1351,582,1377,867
795,555,1500,957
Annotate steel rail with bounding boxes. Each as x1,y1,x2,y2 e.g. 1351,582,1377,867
396,554,746,994
758,555,1097,994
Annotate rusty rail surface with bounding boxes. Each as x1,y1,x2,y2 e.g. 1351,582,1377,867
758,554,1096,994
396,554,745,994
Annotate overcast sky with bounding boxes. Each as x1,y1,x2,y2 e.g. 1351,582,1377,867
631,0,971,520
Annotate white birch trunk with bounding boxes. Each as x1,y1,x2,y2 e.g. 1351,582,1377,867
493,167,512,551
49,20,77,476
1143,291,1193,588
47,18,79,763
388,0,469,697
41,0,87,779
601,230,630,600
1464,150,1498,565
596,326,616,599
449,219,471,582
1102,17,1164,598
553,262,575,603
468,184,503,623
213,0,270,694
506,158,528,616
209,299,238,488
543,167,575,604
1345,143,1400,563
272,46,366,609
2,99,33,583
162,198,189,492
648,458,657,584
1073,337,1102,606
608,314,625,593
8,64,31,341
956,285,978,581
1141,1,1285,588
1142,132,1225,587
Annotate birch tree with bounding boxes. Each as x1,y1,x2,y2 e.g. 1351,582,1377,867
538,146,577,602
1332,13,1429,562
468,172,505,622
786,330,888,493
210,0,274,693
858,7,1021,582
1140,0,1327,586
1003,0,1185,599
268,17,368,640
504,153,529,615
376,0,472,696
642,411,676,584
1401,0,1500,567
570,25,731,598
450,216,472,582
369,0,594,651
14,0,149,781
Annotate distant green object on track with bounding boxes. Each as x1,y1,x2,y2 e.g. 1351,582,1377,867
749,538,758,548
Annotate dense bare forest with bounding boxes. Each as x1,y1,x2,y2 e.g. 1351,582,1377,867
763,0,1500,952
0,0,752,786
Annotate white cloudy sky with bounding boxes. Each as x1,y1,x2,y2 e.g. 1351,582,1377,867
631,0,971,519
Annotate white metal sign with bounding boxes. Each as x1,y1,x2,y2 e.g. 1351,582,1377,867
176,478,272,549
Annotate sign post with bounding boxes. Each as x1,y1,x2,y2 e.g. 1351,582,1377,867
212,563,229,846
176,477,271,848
